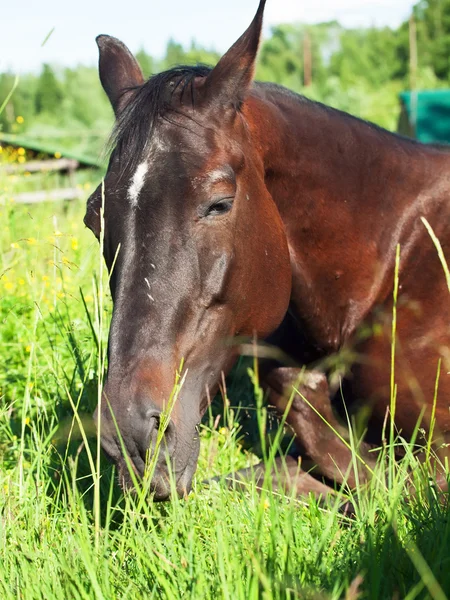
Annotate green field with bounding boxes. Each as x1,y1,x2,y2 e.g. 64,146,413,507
1,162,450,599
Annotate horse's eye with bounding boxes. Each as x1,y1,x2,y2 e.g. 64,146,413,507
204,198,234,218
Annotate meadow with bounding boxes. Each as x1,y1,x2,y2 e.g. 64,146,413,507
1,145,450,600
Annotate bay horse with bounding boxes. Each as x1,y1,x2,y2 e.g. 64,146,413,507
85,0,450,500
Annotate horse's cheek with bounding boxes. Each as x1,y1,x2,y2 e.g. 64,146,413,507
238,197,292,338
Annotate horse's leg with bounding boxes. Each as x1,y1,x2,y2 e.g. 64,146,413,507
263,367,378,488
209,455,350,508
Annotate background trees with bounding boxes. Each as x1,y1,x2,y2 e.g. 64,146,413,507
1,0,450,154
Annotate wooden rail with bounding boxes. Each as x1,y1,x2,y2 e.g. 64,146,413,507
1,157,83,204
1,158,79,175
12,188,85,204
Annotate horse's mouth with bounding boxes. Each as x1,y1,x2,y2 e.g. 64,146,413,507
116,461,195,501
105,435,201,501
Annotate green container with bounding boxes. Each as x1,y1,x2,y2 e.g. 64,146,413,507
398,89,450,145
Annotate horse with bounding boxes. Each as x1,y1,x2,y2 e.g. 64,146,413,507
85,0,450,501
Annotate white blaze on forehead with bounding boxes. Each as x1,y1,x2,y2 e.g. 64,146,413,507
127,161,149,207
207,166,235,184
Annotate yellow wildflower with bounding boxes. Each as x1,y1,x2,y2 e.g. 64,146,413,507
17,147,25,156
16,116,24,124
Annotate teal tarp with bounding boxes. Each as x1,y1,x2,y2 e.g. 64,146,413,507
399,90,450,145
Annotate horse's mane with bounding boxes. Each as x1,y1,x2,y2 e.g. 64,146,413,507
109,65,212,173
108,64,448,176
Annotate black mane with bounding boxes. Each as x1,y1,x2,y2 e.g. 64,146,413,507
109,65,212,174
108,63,438,177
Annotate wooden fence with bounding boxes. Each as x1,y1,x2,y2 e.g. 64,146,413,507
1,157,85,204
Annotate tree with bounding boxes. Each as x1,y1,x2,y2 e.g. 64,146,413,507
35,64,63,115
329,27,402,88
0,73,36,132
136,49,155,79
394,0,450,81
63,66,112,127
162,39,186,69
256,23,333,92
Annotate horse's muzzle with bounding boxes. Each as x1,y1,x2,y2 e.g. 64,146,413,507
96,405,200,501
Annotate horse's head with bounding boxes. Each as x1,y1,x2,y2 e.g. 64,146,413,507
85,0,291,499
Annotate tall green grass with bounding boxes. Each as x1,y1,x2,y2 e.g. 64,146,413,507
0,183,449,599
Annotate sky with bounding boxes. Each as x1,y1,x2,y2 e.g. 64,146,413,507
1,0,416,73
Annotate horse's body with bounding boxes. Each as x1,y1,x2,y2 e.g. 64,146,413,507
251,83,450,436
86,0,450,499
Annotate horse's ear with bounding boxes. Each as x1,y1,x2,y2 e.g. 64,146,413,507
96,35,144,116
204,0,266,107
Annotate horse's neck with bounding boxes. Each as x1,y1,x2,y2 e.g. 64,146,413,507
246,88,449,351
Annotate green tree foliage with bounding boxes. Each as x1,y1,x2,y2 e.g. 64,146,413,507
136,48,155,79
0,73,36,132
35,64,63,115
181,41,220,68
415,0,450,78
163,38,187,68
160,39,220,71
329,27,403,88
257,24,304,89
62,66,112,127
256,23,334,91
393,0,450,82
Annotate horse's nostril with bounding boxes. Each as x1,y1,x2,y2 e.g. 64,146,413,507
135,411,176,465
152,417,176,454
162,419,176,451
100,435,120,462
